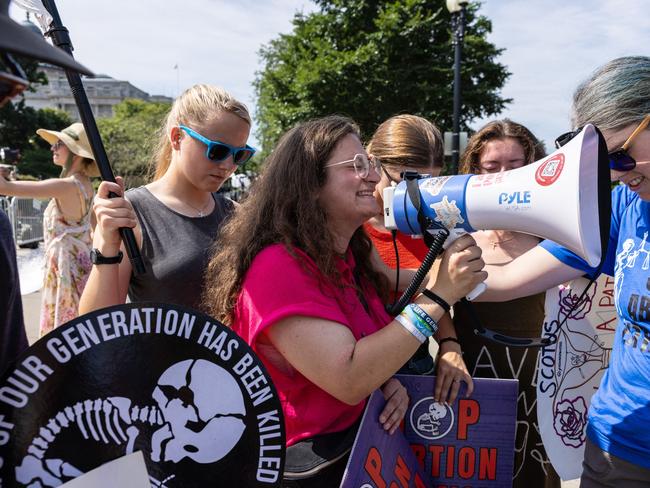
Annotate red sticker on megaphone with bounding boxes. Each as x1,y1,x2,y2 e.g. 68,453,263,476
535,154,565,186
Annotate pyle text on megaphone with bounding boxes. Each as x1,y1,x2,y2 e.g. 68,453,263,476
383,124,610,299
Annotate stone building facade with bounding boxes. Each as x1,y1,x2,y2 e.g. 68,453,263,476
22,64,172,120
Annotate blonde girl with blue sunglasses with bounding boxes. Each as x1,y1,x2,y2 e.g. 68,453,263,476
79,84,254,313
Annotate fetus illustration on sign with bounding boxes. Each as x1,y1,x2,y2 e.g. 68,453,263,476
15,359,247,487
411,398,454,440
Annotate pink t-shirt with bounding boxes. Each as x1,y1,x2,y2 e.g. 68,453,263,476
233,244,392,446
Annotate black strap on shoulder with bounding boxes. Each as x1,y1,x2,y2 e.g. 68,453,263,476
386,173,449,315
404,172,435,247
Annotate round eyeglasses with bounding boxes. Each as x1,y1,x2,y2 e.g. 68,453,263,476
324,153,381,179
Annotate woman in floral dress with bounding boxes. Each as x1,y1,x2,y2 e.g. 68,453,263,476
0,122,98,336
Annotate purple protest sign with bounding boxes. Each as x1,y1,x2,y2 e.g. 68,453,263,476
342,375,517,488
341,386,428,488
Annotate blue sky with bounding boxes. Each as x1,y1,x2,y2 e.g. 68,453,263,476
11,0,650,151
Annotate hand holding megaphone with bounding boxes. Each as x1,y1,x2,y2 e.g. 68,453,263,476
384,124,610,301
424,234,488,306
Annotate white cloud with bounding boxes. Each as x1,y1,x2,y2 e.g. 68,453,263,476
473,0,650,150
10,0,650,150
10,0,317,146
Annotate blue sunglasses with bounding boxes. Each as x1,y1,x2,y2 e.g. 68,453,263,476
179,125,256,165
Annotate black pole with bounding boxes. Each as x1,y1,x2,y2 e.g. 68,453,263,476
40,0,145,275
450,5,466,175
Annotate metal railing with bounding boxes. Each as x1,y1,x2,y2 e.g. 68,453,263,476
0,196,46,247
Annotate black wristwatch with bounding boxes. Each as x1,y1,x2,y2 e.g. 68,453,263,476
90,248,123,265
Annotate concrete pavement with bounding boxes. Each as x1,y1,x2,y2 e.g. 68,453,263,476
16,243,43,344
21,290,41,345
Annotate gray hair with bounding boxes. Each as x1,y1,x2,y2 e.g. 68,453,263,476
571,56,650,131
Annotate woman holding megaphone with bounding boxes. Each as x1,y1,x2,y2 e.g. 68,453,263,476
202,115,486,486
365,114,473,404
482,56,650,486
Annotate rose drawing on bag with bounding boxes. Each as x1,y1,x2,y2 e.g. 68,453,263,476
553,396,588,448
558,282,597,320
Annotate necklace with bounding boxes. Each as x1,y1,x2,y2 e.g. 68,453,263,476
185,198,212,217
479,230,515,250
489,235,515,250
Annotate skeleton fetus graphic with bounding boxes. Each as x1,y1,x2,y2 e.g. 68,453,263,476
416,402,447,436
15,359,247,487
0,304,285,488
410,398,454,440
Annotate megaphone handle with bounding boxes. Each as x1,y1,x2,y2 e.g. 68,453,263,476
466,283,487,301
434,229,487,300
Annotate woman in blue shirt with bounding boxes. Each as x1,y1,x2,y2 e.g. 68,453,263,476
482,56,650,487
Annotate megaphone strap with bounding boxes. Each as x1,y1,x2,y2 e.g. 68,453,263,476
459,298,552,348
459,273,599,349
404,172,437,247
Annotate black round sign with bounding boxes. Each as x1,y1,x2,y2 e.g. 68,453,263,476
0,303,285,487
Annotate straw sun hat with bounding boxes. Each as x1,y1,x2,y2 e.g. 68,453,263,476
37,123,100,177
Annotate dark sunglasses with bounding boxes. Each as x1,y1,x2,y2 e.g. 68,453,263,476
179,125,256,165
555,116,650,172
0,54,28,106
608,115,650,172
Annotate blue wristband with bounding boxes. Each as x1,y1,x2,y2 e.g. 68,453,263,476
406,303,439,336
401,308,432,339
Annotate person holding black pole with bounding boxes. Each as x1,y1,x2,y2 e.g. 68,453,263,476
0,0,92,371
79,84,255,313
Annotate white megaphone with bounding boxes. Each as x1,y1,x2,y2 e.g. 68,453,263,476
383,124,611,300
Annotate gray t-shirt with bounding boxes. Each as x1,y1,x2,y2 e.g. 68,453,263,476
126,187,234,310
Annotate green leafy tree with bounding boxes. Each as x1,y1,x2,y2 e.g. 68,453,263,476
255,0,510,155
0,56,70,179
97,99,171,188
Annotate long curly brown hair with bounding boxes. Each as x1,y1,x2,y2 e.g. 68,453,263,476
201,115,390,325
